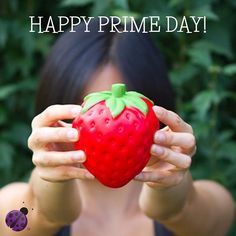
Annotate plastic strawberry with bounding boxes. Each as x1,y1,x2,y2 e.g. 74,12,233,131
72,83,159,188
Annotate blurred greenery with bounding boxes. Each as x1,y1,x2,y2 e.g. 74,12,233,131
0,0,236,234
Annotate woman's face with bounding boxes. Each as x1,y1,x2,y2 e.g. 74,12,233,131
83,64,123,95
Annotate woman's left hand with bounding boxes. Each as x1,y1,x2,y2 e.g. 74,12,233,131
135,106,196,188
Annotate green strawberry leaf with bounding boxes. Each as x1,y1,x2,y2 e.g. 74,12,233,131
126,91,153,104
84,91,111,100
105,97,125,118
82,94,109,113
81,84,153,118
123,95,148,115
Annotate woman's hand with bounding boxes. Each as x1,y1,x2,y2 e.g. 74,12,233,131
135,106,196,188
28,104,94,182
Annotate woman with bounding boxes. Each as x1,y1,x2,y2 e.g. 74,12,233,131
0,18,234,236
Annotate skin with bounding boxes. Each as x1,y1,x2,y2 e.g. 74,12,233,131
0,64,234,236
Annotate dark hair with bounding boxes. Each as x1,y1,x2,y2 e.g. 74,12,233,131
36,18,175,115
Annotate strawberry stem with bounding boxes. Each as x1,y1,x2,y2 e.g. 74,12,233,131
111,84,126,98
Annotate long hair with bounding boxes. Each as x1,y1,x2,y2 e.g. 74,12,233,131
35,18,175,115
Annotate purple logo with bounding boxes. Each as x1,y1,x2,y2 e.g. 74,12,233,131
5,207,28,232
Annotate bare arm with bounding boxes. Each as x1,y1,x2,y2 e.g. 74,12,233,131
0,105,94,236
0,182,62,236
140,174,234,236
137,106,235,236
29,169,81,225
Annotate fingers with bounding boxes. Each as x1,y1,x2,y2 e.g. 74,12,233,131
153,106,193,133
36,166,95,182
32,105,81,128
139,107,195,187
152,106,196,156
28,127,79,150
53,120,72,128
33,150,86,167
154,130,196,154
28,105,93,183
134,169,185,187
150,144,192,169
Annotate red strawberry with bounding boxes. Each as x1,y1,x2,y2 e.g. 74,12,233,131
72,84,159,188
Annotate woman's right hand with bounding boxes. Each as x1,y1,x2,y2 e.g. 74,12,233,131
28,104,94,182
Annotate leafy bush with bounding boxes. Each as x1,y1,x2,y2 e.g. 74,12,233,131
1,0,235,234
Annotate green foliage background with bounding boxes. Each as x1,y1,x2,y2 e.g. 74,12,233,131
1,0,236,234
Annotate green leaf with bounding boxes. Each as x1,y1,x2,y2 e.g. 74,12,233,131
91,0,111,15
123,95,148,115
192,90,218,119
0,142,13,169
113,0,129,10
223,64,236,76
82,84,152,117
84,91,111,100
189,5,219,20
169,0,184,7
3,123,31,146
111,9,139,20
217,130,234,143
0,84,19,99
188,39,233,62
170,64,199,86
127,91,153,103
205,22,233,59
217,142,236,161
82,94,109,113
105,97,125,118
0,20,8,48
0,107,7,125
187,41,212,68
191,121,211,139
0,80,37,100
34,34,53,56
61,0,94,7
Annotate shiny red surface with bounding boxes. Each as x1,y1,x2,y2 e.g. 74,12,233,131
73,98,159,188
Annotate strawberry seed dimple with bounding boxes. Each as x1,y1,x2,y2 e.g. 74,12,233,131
133,122,138,129
72,86,159,188
118,125,124,133
90,121,95,128
126,113,130,120
98,109,104,115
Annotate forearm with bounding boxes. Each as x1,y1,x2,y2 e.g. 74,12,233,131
139,172,234,236
139,171,193,221
29,168,81,225
161,181,235,236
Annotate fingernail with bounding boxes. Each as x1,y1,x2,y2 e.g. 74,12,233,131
154,106,163,116
73,152,85,162
67,129,78,140
155,132,165,143
151,145,164,155
71,106,81,117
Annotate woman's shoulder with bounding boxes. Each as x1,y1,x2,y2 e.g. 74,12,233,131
0,182,63,236
0,182,29,209
0,183,30,235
